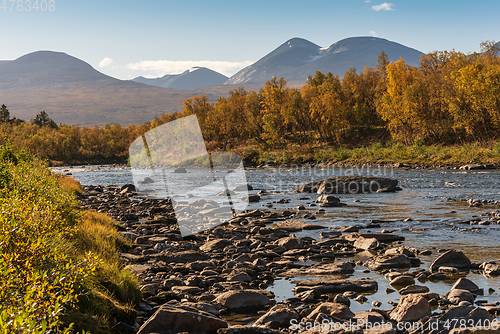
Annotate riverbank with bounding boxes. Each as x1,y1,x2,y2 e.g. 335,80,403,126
48,141,500,171
233,141,500,168
77,178,500,333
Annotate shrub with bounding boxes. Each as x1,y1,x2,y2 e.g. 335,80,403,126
0,143,139,333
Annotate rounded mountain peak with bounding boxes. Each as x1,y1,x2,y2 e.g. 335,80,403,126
280,37,321,50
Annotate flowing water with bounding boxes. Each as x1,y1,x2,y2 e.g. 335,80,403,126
53,164,500,319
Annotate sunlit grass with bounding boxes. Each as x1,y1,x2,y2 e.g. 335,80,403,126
0,142,140,334
235,140,500,166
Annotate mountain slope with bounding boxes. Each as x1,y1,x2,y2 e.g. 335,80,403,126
298,36,423,79
227,38,321,84
0,51,198,125
0,51,117,89
133,67,228,90
226,36,424,84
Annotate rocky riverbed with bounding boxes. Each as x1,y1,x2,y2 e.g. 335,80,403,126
77,181,500,334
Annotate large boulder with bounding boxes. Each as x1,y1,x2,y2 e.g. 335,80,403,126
293,176,400,194
450,278,482,294
398,284,430,295
315,195,346,207
341,232,405,243
253,305,300,329
447,289,476,304
420,305,493,334
137,304,227,334
354,237,381,251
243,194,261,203
390,275,415,288
276,237,303,250
364,254,411,271
120,183,136,194
385,246,417,257
389,294,431,322
214,290,273,312
306,302,355,322
173,167,188,173
481,262,500,276
437,305,492,324
293,278,378,294
200,239,234,252
272,220,325,231
283,261,354,277
459,164,485,170
429,250,472,273
156,250,209,263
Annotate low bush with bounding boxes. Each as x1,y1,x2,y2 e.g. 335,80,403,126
0,143,140,334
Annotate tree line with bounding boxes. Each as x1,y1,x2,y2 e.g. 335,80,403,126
1,41,499,163
178,41,500,147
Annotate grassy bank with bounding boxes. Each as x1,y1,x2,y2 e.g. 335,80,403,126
0,142,140,334
233,140,500,167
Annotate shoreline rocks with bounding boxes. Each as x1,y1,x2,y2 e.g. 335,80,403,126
76,184,500,334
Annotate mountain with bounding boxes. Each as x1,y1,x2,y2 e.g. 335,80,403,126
227,38,321,85
133,67,228,90
0,51,198,125
0,51,117,89
226,36,425,84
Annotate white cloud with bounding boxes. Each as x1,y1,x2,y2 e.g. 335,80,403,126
99,57,114,68
372,2,394,11
370,30,379,37
365,0,371,3
126,60,253,77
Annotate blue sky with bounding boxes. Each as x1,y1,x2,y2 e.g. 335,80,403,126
1,0,498,79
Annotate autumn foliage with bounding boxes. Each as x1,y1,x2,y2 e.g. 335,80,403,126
1,42,500,163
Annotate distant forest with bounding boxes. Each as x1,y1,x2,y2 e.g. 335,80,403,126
1,41,499,164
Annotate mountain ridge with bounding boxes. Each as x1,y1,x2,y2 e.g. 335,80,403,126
132,67,228,90
0,37,459,125
0,51,117,89
225,36,425,84
0,51,199,125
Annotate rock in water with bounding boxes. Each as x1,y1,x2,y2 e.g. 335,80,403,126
214,290,273,312
293,175,400,194
306,302,355,322
137,304,227,334
173,167,187,173
429,250,472,273
234,184,253,191
283,261,355,277
364,254,411,271
253,305,299,329
243,194,261,202
450,277,482,294
481,262,500,276
390,294,431,322
459,164,485,170
315,194,346,207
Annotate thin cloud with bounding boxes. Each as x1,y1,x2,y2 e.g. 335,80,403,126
370,30,379,37
126,60,253,77
99,57,114,68
372,2,394,11
365,0,371,3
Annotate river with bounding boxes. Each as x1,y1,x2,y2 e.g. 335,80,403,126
52,164,500,316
